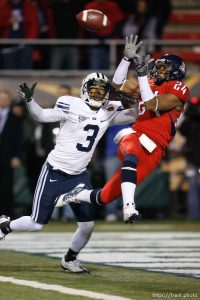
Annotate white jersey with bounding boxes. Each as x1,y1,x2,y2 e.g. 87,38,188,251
27,96,136,175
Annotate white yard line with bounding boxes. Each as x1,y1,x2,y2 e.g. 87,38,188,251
0,276,132,300
1,232,200,278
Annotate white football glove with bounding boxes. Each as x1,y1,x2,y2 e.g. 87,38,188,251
124,35,143,62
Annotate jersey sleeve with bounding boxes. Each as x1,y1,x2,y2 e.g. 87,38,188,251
27,98,67,122
110,108,137,125
54,96,71,115
166,81,189,103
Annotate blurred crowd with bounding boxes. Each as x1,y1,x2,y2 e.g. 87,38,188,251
1,84,200,222
0,0,172,70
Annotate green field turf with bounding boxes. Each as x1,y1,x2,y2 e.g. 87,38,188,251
44,219,200,232
0,220,200,300
0,251,200,300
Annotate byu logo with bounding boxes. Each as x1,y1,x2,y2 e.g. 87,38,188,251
78,115,89,122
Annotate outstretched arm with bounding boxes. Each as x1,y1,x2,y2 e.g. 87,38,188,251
27,99,66,122
110,108,137,125
133,56,183,111
17,82,67,122
112,35,183,112
112,35,141,99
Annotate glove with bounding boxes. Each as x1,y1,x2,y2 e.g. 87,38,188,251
17,82,37,102
133,54,151,77
147,58,155,71
124,34,143,62
109,84,138,105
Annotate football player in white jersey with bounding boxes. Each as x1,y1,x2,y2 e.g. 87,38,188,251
0,72,137,273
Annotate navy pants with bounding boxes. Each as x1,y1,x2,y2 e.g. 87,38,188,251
31,162,95,224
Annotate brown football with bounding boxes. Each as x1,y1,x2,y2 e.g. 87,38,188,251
76,9,110,32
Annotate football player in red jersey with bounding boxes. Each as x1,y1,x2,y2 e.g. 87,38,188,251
56,35,189,224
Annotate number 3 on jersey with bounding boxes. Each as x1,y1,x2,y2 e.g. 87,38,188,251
76,124,99,152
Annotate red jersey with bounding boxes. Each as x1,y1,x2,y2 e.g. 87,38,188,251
0,0,39,39
133,80,189,148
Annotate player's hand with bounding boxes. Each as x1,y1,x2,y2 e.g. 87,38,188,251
109,84,138,104
133,54,151,77
147,58,155,71
17,82,37,102
124,35,143,62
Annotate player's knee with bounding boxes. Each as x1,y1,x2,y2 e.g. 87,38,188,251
78,221,94,237
123,145,141,158
119,136,142,158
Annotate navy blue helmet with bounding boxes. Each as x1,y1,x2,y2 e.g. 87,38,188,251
150,54,186,85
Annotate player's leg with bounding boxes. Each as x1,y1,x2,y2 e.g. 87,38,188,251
61,211,95,273
55,168,122,208
62,222,94,273
120,142,164,223
99,168,122,204
88,134,142,223
55,141,140,224
0,215,44,240
118,134,165,222
136,145,164,184
0,162,58,240
61,172,94,273
115,134,142,222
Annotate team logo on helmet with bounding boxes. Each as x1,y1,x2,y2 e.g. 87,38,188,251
179,62,186,74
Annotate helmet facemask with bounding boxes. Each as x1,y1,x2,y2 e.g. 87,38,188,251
150,54,186,85
150,59,172,85
81,73,110,109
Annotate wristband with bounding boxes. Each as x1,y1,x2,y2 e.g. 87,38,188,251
112,58,131,85
154,97,159,111
123,57,133,62
119,79,126,91
138,75,154,102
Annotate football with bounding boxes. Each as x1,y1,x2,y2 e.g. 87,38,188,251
76,9,110,32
